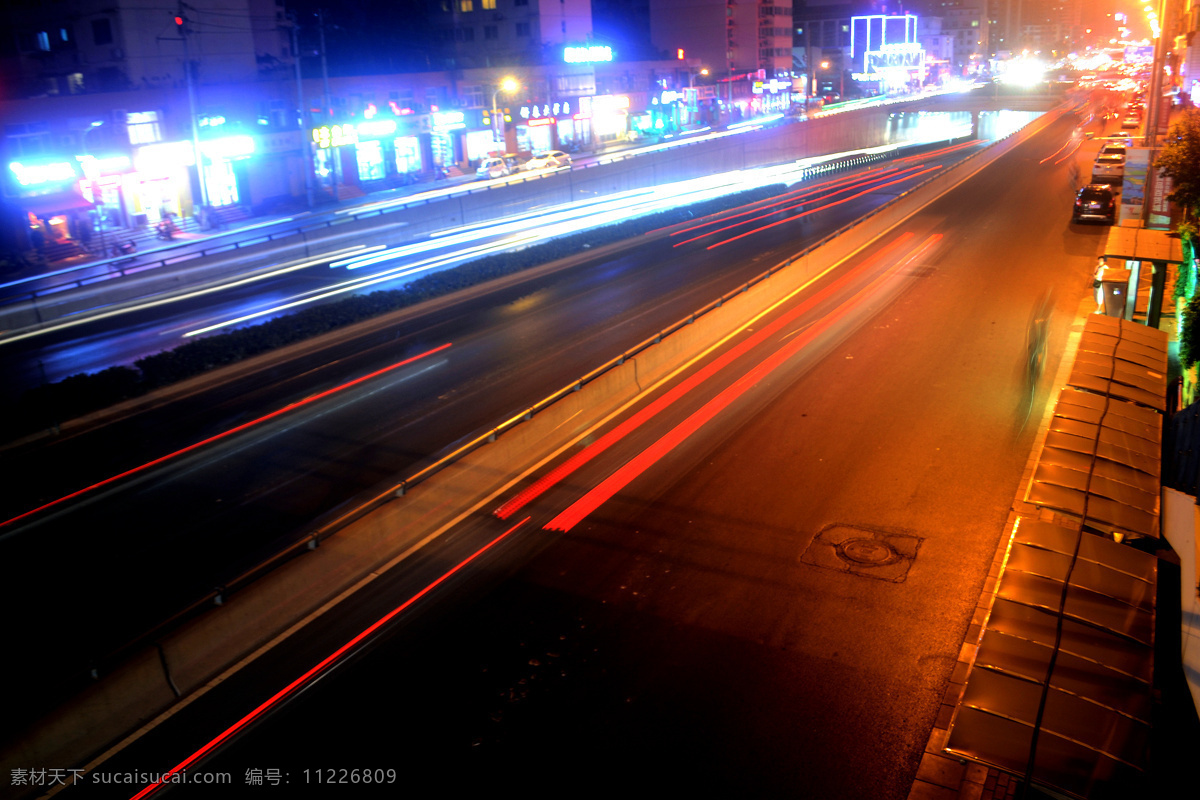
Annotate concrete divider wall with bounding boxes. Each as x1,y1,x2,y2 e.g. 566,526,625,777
0,102,1070,794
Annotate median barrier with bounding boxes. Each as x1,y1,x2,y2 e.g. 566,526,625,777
1,100,1074,795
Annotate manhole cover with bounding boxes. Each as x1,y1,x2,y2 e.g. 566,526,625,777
800,524,923,583
837,538,900,566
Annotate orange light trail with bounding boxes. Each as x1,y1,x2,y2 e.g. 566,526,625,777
705,166,942,250
1,343,453,531
494,233,920,521
127,515,531,800
544,234,942,532
668,164,905,241
674,164,935,248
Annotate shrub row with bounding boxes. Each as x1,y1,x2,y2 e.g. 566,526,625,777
4,184,785,441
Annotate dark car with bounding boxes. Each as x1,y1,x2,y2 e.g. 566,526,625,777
1072,184,1116,224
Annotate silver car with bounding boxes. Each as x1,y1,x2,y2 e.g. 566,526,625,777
1091,153,1125,184
475,157,511,180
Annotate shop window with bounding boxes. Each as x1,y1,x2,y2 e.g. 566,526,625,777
462,84,485,107
126,110,161,145
92,18,112,46
356,140,386,181
5,121,52,158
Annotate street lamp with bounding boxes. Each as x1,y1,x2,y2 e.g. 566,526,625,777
688,68,708,126
491,77,519,152
81,121,105,255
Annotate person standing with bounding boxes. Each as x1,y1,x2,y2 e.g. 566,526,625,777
1094,257,1107,313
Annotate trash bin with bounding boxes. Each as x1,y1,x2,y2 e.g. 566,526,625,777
1099,267,1131,319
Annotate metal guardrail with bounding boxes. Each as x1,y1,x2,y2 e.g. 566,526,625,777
82,100,1074,685
0,135,728,305
77,141,965,679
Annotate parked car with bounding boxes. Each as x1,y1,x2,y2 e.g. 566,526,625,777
1072,184,1116,224
1099,143,1126,157
521,150,573,171
1091,153,1125,183
475,156,512,180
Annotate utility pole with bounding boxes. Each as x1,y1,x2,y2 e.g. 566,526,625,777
289,13,315,208
176,4,209,208
317,10,338,200
1142,0,1171,227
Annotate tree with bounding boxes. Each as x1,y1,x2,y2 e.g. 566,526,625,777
1156,108,1200,221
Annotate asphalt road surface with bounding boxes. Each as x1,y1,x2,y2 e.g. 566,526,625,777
61,109,1109,798
0,141,989,715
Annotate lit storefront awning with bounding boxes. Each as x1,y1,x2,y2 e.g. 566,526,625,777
19,190,95,216
1102,225,1185,265
945,518,1157,798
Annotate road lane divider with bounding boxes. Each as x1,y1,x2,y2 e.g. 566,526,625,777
2,105,1066,794
127,515,530,800
543,233,943,532
494,232,919,520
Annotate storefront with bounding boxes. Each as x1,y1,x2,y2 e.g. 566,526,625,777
585,94,631,144
557,115,591,150
313,119,430,191
77,155,132,232
132,141,196,223
516,117,555,155
514,101,579,154
7,159,95,252
200,134,255,208
429,111,466,170
394,135,423,175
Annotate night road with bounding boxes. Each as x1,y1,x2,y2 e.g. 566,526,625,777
48,106,1114,799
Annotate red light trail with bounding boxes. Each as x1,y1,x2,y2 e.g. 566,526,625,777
1,343,452,530
127,515,530,800
543,234,942,532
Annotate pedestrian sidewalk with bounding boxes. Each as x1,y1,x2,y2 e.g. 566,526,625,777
907,279,1191,799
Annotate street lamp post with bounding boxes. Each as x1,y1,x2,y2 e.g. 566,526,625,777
688,68,708,126
491,77,519,154
82,121,105,256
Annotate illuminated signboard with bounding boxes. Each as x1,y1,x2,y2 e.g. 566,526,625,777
201,135,256,159
590,95,630,114
135,141,196,171
356,120,398,137
851,14,917,71
76,154,132,178
564,45,613,64
312,125,359,149
520,102,572,119
9,161,78,186
431,111,466,131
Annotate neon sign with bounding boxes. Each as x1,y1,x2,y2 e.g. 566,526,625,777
431,111,466,131
312,125,358,149
9,161,77,186
564,45,613,64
